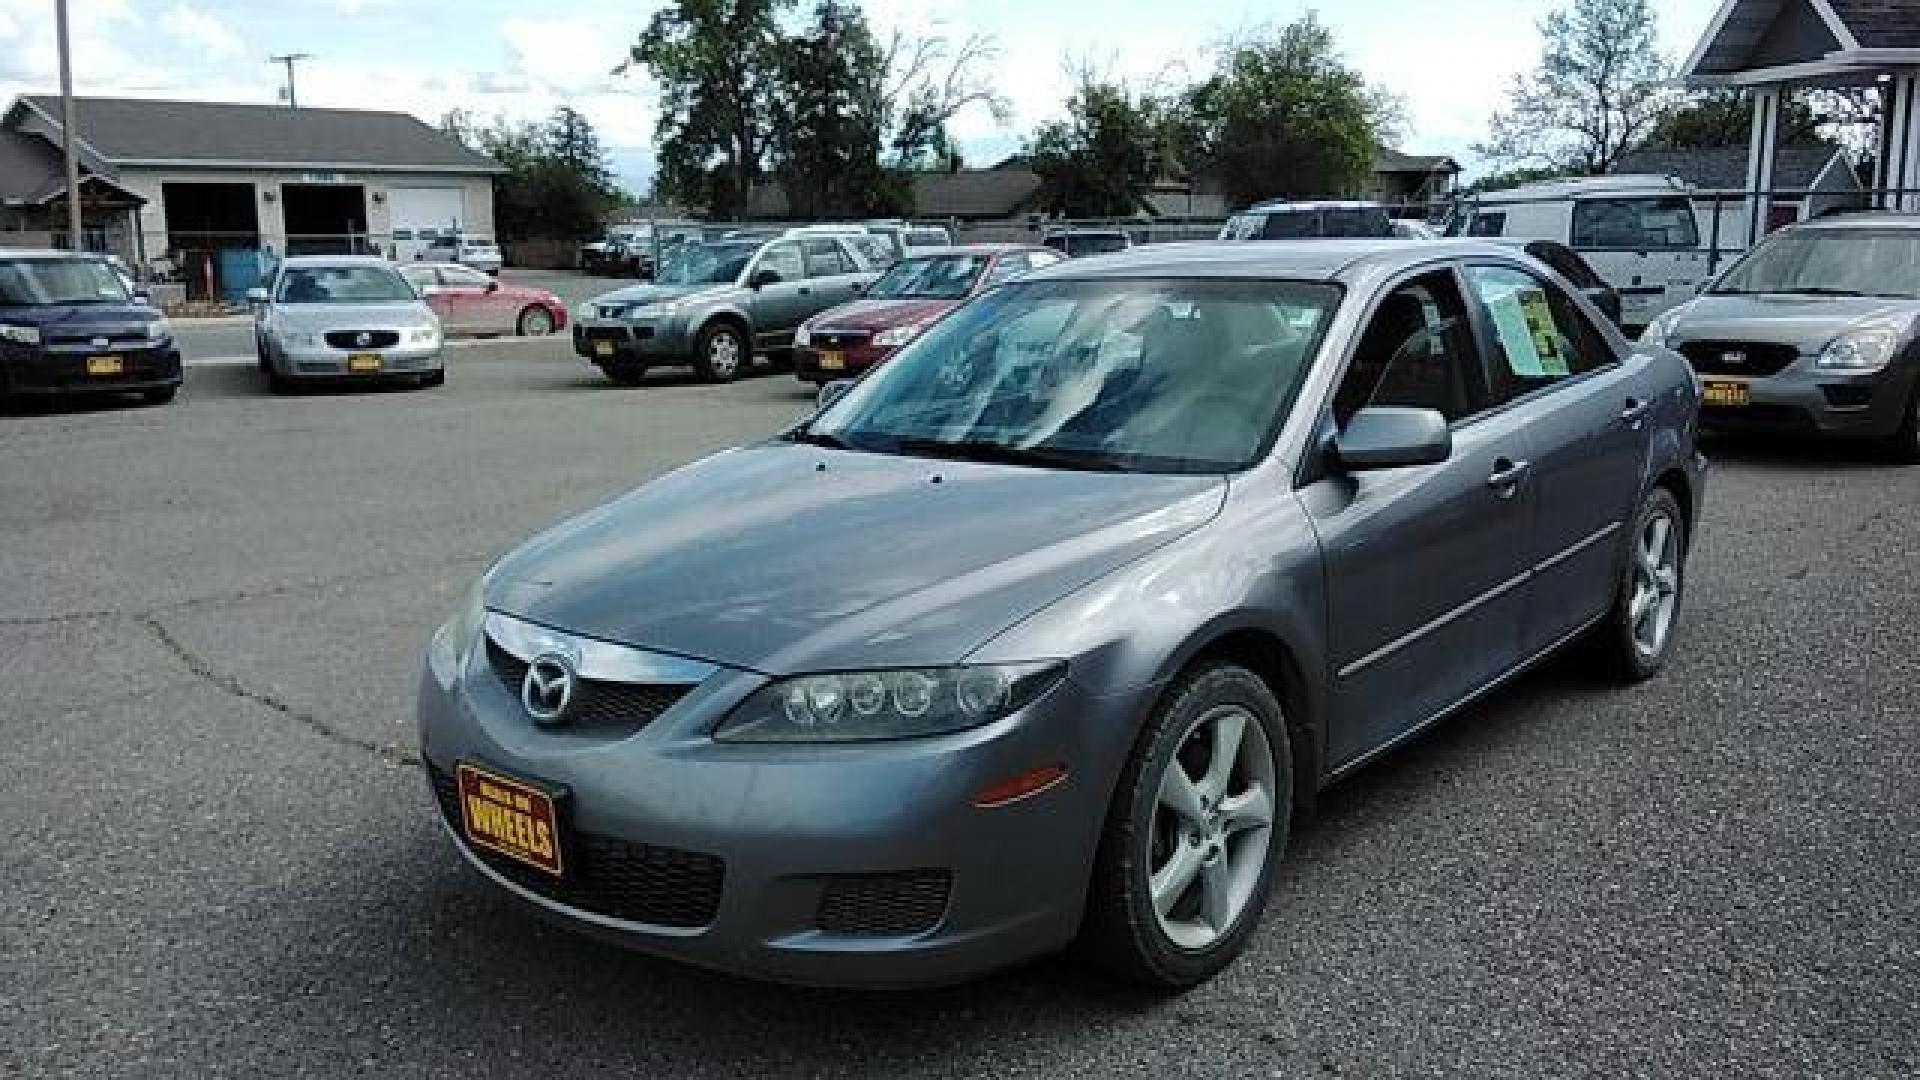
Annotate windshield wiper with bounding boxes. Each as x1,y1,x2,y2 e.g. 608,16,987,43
787,428,853,450
888,436,1126,472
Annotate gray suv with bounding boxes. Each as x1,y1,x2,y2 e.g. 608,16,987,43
574,234,880,384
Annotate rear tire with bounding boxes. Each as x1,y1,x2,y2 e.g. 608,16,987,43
268,367,294,395
1077,663,1291,990
692,322,748,383
1882,384,1920,465
516,306,554,337
1592,487,1687,682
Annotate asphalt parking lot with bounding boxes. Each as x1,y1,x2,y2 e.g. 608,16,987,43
4,331,1917,1078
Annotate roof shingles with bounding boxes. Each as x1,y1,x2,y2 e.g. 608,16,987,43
1829,1,1920,49
1613,142,1850,190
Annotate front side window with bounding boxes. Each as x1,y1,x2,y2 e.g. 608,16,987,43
1333,270,1482,425
1467,264,1612,404
1318,208,1394,238
0,258,131,306
801,238,853,278
275,265,414,304
755,242,805,283
656,242,757,286
812,278,1340,473
1712,228,1920,300
1571,197,1699,250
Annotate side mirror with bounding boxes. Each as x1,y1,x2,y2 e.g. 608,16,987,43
750,269,781,290
816,379,855,413
1335,407,1452,471
245,287,270,305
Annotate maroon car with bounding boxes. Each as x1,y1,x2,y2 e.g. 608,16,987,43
400,263,569,337
793,244,1064,384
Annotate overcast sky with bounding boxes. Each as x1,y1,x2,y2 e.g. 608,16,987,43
0,0,1727,191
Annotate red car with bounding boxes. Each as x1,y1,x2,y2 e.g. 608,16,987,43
400,263,569,337
793,244,1064,384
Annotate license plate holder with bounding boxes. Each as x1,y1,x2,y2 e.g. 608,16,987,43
86,355,124,376
1702,380,1749,408
456,762,566,877
347,353,382,373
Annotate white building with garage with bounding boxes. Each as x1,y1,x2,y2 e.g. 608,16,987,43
1,95,501,300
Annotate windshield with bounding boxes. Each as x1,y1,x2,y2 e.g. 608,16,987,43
1713,228,1920,299
0,258,131,306
808,278,1340,473
275,265,416,304
868,254,988,300
657,242,756,286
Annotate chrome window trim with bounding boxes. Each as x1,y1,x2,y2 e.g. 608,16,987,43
483,611,720,685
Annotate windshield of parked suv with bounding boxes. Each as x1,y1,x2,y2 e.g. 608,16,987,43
867,254,989,299
806,278,1340,473
275,265,415,304
0,258,131,306
1712,228,1920,299
656,242,757,286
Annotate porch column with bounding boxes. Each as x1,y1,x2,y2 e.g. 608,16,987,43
1745,84,1783,244
1880,70,1920,211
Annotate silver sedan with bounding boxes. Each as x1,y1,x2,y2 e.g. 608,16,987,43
250,256,444,393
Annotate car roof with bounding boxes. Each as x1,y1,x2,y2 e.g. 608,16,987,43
279,255,396,268
1242,199,1386,212
1474,174,1689,202
1796,211,1920,231
1020,239,1531,283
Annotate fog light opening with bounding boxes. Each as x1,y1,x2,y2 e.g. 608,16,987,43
972,764,1068,808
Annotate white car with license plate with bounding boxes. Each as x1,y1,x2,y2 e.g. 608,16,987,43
249,256,444,393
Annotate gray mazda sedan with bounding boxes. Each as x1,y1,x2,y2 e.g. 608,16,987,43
420,241,1705,989
1643,213,1920,461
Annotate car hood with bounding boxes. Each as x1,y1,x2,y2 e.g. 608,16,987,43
487,443,1226,674
0,302,159,334
1674,293,1920,350
590,282,729,308
270,302,435,333
813,297,961,332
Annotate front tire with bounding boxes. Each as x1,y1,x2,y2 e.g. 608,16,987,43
1078,663,1291,989
693,322,747,383
1882,384,1920,465
1593,487,1687,681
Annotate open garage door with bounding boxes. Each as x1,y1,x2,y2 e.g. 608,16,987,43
389,187,465,261
283,184,369,256
161,182,262,302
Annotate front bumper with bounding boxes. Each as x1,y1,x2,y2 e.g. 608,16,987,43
1697,361,1918,439
2,343,182,395
274,341,442,380
794,343,893,384
573,318,693,364
417,646,1123,987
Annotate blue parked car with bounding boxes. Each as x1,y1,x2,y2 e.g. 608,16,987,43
0,250,180,405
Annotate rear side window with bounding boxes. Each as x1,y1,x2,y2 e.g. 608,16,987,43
802,238,853,277
1571,197,1699,250
1467,212,1507,238
1466,264,1614,404
1528,243,1603,290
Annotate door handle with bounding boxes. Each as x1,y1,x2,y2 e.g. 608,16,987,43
1620,398,1651,426
1486,458,1531,496
798,286,812,296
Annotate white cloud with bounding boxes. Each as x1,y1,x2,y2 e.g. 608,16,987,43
161,2,243,60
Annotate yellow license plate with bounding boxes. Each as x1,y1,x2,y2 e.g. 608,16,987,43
819,350,844,371
86,355,124,376
457,763,564,877
347,353,382,373
593,340,615,357
1702,380,1749,408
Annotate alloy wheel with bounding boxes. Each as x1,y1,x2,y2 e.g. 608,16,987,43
707,331,742,378
1148,703,1277,952
520,308,553,336
1629,510,1681,658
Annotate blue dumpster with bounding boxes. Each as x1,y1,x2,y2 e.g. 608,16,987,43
217,248,265,304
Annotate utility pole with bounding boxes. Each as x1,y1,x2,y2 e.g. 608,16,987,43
55,0,82,251
269,53,313,109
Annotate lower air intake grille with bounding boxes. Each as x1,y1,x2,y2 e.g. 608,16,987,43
816,869,952,936
430,764,725,929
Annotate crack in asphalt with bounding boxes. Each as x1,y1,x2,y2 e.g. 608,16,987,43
138,613,421,770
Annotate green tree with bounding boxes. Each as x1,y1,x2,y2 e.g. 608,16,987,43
1175,16,1399,208
1027,72,1166,217
625,0,791,218
769,0,903,217
446,109,620,244
1640,89,1820,150
1480,0,1674,174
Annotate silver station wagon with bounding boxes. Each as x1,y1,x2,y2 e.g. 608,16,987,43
421,240,1706,989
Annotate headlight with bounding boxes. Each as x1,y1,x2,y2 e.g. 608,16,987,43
427,576,489,686
873,323,926,348
714,662,1064,743
409,325,440,344
1817,327,1900,371
281,329,319,348
144,318,172,343
594,303,629,320
1640,308,1683,349
793,321,812,348
0,323,41,345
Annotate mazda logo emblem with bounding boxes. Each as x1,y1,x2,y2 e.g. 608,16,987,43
355,331,373,348
521,653,576,726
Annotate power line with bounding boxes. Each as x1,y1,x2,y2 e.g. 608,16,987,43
268,53,314,109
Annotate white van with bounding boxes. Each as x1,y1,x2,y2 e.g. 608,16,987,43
1453,175,1709,330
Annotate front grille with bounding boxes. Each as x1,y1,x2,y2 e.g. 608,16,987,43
485,639,692,732
1677,340,1799,378
816,869,951,936
430,764,725,928
324,330,400,349
811,330,871,350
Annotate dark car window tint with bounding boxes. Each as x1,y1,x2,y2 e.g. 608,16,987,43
801,238,852,278
1528,242,1601,289
1334,270,1482,425
1571,197,1699,250
0,258,131,306
1467,265,1611,404
1467,211,1507,238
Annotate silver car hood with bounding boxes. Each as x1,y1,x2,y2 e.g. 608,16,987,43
1673,294,1919,350
270,302,435,334
589,282,730,307
487,443,1226,674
